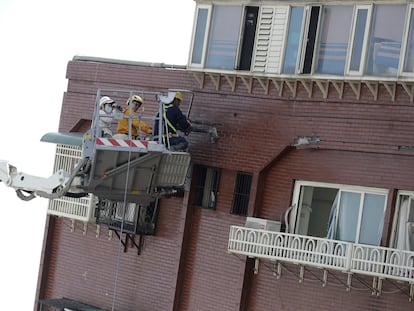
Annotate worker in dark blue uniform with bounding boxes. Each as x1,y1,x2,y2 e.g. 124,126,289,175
153,92,192,151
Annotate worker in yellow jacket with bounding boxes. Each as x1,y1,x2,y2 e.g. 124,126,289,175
116,95,152,139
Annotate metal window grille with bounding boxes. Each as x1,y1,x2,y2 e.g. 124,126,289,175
95,199,159,235
231,172,252,216
192,165,220,209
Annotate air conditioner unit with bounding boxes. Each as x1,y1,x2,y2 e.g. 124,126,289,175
245,217,281,232
47,144,96,222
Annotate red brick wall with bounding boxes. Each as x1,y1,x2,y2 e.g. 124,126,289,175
247,149,414,310
178,207,245,311
247,263,412,311
37,58,414,311
42,197,186,310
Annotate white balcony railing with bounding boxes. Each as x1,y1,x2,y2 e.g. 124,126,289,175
228,225,414,284
351,243,414,282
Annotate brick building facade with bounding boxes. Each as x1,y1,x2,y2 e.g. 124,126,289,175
36,1,414,310
35,55,414,311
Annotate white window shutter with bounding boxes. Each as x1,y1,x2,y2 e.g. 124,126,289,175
252,6,288,74
252,7,274,73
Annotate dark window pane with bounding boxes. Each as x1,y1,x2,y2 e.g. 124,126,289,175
192,165,220,209
231,172,252,216
239,6,259,70
302,6,320,74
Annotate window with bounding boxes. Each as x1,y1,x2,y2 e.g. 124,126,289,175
348,6,371,74
96,199,159,235
366,4,406,77
231,172,252,216
390,192,414,251
302,6,321,74
206,5,243,70
192,165,220,209
315,6,353,75
283,6,305,74
190,6,210,66
289,181,387,246
189,3,414,79
402,6,414,74
190,5,260,71
283,5,321,74
238,6,259,70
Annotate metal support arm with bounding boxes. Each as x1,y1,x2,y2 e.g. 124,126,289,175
0,160,68,199
0,158,88,201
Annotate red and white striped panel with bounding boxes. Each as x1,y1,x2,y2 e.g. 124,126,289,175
96,138,149,149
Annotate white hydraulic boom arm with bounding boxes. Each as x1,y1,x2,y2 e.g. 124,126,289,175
0,159,85,201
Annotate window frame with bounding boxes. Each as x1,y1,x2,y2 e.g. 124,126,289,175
190,4,260,72
281,5,325,75
237,5,260,71
205,5,244,70
298,5,322,74
231,171,253,216
192,165,221,209
188,4,212,68
314,5,354,76
400,4,414,76
189,3,414,80
346,5,373,76
390,190,414,250
365,4,407,77
290,181,388,245
281,5,306,74
96,199,159,235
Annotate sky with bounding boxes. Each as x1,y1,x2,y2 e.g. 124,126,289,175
0,1,195,309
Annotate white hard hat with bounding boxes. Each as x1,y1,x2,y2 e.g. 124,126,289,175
99,96,114,107
158,92,176,104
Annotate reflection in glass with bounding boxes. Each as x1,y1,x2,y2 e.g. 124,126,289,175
316,6,353,75
403,8,414,73
206,6,242,70
191,8,208,64
336,191,360,243
349,9,368,72
366,5,405,77
283,7,304,74
359,193,386,245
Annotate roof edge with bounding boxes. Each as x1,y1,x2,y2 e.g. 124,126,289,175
71,55,187,70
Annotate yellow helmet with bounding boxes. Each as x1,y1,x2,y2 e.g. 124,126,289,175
127,95,143,105
175,92,183,102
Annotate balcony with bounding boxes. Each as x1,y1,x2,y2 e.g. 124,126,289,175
228,225,414,299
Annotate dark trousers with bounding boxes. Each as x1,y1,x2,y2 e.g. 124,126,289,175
168,136,188,151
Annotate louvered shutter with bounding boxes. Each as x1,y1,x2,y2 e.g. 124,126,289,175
252,7,274,72
252,6,289,74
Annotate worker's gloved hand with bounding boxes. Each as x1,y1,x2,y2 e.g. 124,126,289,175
114,105,123,112
184,125,192,136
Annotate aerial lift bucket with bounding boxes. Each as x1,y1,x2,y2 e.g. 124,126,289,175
82,136,191,203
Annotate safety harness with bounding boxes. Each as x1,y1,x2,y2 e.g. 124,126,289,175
162,104,177,133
